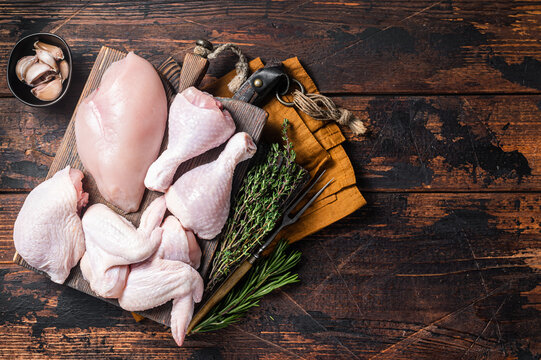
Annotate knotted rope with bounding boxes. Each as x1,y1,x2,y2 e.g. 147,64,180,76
194,43,249,93
195,42,366,135
292,90,367,135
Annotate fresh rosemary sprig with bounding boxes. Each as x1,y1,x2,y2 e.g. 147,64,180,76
207,119,305,290
191,240,301,334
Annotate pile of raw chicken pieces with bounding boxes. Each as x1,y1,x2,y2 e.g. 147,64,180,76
13,52,257,346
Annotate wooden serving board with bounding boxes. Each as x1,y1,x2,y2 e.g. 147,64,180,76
13,46,267,327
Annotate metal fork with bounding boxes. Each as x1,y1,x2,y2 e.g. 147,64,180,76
249,169,333,263
187,170,333,334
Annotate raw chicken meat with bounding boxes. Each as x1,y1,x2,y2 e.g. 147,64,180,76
119,216,203,346
144,86,236,193
75,51,167,213
165,132,257,239
13,166,88,284
158,216,202,269
118,257,203,346
80,196,166,298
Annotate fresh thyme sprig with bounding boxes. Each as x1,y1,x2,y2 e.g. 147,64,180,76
191,240,301,334
207,119,305,290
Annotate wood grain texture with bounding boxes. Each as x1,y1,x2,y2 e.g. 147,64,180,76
2,95,540,192
9,46,176,325
1,192,539,359
0,1,541,95
11,46,268,328
1,0,540,358
178,53,209,92
196,98,268,280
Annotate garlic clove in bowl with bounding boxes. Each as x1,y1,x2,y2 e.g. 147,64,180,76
33,72,57,87
35,49,59,72
59,60,69,83
8,32,72,106
31,77,63,101
24,62,55,86
15,56,37,81
34,41,64,60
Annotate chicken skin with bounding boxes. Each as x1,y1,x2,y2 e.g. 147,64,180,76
165,132,256,239
119,214,204,346
13,166,88,284
144,87,235,193
157,215,202,269
80,196,166,298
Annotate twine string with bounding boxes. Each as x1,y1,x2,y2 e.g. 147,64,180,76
195,43,366,135
194,43,249,93
292,90,367,135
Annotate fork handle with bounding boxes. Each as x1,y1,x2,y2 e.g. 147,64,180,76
252,222,287,261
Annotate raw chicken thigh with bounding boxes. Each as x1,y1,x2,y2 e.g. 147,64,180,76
13,166,88,284
75,52,167,213
119,216,204,346
80,196,166,298
165,132,257,239
144,86,236,193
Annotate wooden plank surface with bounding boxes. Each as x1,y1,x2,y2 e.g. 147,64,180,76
1,192,539,358
0,1,540,95
1,0,540,359
10,45,268,328
2,95,540,192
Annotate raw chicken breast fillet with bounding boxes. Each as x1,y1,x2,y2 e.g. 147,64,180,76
119,216,203,347
80,196,166,298
165,132,257,239
13,166,88,284
144,86,236,193
75,51,167,213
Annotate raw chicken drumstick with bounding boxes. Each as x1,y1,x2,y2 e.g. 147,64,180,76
144,86,236,193
75,52,168,213
119,216,204,346
13,166,88,284
165,132,257,239
80,196,167,298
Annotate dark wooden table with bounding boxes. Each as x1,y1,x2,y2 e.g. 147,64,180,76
1,1,540,359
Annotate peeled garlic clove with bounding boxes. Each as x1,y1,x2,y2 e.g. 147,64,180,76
59,60,69,82
34,41,64,60
24,62,54,86
31,77,62,101
35,49,58,72
15,56,37,81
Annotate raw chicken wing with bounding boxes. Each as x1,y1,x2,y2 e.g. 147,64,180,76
80,196,166,298
144,87,235,193
118,258,203,346
165,132,256,239
13,166,88,284
158,216,202,269
119,214,203,346
75,52,168,213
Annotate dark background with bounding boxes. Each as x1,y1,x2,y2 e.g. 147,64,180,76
0,1,540,359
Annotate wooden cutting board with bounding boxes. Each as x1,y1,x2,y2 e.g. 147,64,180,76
13,46,267,327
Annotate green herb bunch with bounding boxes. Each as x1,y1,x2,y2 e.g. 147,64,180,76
207,119,305,291
192,240,301,334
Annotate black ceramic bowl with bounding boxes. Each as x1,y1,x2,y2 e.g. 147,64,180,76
7,33,72,107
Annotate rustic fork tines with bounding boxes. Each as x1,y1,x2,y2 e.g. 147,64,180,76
250,169,333,262
187,169,333,333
